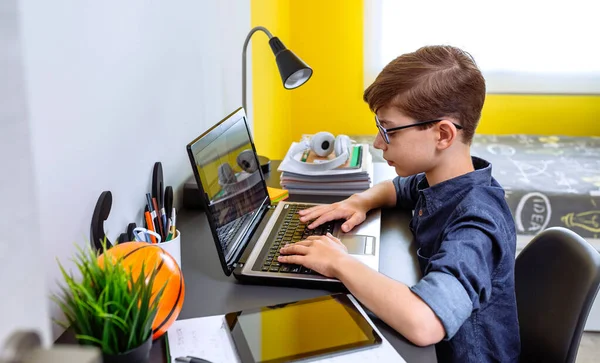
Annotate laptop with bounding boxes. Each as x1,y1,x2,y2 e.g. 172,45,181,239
186,107,381,287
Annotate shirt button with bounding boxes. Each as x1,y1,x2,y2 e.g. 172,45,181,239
418,209,423,216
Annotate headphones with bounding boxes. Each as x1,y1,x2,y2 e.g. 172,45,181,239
218,149,259,186
288,132,352,171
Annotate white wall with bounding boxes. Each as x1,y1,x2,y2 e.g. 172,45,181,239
14,0,250,340
0,0,51,348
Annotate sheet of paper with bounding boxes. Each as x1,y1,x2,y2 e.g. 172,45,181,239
166,313,406,363
167,315,240,363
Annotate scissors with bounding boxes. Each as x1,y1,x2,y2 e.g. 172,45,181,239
152,162,164,208
133,227,162,244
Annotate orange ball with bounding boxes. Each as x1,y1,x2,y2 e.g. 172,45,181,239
98,242,185,340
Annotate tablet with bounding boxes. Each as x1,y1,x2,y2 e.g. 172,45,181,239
224,293,382,363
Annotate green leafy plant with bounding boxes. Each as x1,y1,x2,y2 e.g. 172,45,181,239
52,241,166,355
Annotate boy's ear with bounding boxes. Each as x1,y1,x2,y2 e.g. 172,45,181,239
436,120,458,150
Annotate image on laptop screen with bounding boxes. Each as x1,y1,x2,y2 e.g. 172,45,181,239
188,115,268,262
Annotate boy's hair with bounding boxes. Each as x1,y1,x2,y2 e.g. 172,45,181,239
363,45,485,144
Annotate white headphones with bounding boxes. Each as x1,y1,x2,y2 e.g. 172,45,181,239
218,149,259,186
236,149,258,173
288,132,352,171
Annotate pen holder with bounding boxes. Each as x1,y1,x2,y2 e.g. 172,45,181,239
160,230,181,270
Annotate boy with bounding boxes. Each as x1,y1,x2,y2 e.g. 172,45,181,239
277,45,520,362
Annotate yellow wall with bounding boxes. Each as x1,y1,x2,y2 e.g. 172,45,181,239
479,95,600,135
251,0,600,160
250,1,292,161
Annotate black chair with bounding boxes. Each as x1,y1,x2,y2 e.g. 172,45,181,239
516,227,600,363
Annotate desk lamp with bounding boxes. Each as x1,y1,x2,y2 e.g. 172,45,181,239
242,26,313,173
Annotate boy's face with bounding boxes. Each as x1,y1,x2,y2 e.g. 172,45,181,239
373,106,438,177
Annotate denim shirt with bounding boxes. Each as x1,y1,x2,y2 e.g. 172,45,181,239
393,157,520,363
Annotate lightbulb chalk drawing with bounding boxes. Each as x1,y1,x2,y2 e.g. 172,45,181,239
561,210,600,234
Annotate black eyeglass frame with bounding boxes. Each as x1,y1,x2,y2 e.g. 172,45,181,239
375,115,463,144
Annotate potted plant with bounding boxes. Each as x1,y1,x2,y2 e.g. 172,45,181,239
52,241,166,363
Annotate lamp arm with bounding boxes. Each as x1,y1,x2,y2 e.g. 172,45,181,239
242,26,274,113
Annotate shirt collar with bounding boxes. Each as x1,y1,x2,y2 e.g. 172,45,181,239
417,156,493,212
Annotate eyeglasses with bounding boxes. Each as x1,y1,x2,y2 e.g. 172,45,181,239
375,115,463,144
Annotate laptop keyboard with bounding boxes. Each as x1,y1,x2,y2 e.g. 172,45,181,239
260,203,336,275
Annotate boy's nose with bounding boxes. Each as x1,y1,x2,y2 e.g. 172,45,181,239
373,133,386,151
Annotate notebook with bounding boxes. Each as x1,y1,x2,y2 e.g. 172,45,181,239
186,107,381,286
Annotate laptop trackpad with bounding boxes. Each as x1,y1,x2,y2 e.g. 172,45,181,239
341,235,376,255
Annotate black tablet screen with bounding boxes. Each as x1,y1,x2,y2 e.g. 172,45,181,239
225,294,382,363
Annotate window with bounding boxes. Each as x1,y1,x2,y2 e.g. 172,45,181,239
364,0,600,94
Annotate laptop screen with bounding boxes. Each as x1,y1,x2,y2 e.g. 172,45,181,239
187,108,269,265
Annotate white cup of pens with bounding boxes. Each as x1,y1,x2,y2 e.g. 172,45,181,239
133,188,182,269
159,229,181,269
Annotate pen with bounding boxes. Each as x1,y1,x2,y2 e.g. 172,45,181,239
144,211,157,243
175,356,213,363
152,197,165,239
145,193,154,214
301,148,310,162
165,218,172,241
161,207,167,236
170,208,177,238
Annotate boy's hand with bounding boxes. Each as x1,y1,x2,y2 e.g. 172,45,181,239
298,194,369,232
278,233,350,278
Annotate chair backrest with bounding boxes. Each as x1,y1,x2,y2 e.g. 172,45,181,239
516,227,600,363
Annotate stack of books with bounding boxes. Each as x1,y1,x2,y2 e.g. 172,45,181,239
277,141,373,196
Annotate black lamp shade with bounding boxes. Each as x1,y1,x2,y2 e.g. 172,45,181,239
269,37,312,89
